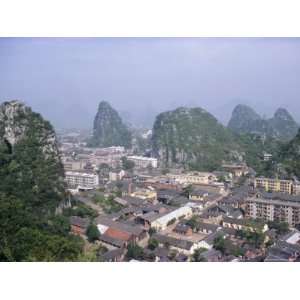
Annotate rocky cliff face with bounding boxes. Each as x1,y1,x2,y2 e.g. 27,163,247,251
0,100,65,213
228,104,299,141
0,100,60,158
152,107,242,170
90,101,132,148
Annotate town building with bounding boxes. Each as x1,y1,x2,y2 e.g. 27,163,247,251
130,187,157,203
138,206,193,230
152,233,203,256
109,169,125,181
127,156,158,168
222,163,249,177
166,172,217,186
96,216,147,248
245,192,300,227
65,171,99,189
222,216,268,232
189,190,209,201
69,216,90,235
254,177,293,194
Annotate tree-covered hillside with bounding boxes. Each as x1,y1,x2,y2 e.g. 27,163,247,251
89,101,132,148
152,107,243,171
0,101,83,261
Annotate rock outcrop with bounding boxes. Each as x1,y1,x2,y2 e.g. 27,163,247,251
89,101,132,148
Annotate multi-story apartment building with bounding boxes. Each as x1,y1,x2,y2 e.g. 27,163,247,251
65,171,99,189
127,156,158,168
245,192,300,227
254,177,293,194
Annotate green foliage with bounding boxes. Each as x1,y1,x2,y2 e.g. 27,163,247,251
152,107,241,171
278,129,300,178
126,243,144,260
181,184,193,198
191,248,207,262
92,194,122,214
89,101,132,148
0,102,84,261
0,193,84,261
213,235,226,253
148,238,159,251
213,235,244,257
86,224,100,243
121,156,135,170
186,216,198,230
148,227,157,236
63,202,98,219
267,221,289,235
236,229,265,248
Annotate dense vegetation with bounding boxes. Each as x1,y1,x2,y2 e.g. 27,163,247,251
152,107,242,171
278,129,300,178
89,101,132,148
0,101,84,261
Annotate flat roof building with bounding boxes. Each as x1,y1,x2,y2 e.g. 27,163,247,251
127,156,158,168
65,171,99,189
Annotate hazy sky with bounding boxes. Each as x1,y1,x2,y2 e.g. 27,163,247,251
0,37,300,129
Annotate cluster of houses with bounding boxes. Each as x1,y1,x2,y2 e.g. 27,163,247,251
60,137,300,262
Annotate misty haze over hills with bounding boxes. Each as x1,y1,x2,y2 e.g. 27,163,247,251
1,38,300,129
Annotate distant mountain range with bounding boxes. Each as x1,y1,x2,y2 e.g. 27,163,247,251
228,104,299,142
86,101,300,172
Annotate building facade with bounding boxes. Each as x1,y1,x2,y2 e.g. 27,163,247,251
245,195,300,227
254,177,293,194
167,172,217,186
65,171,99,189
127,156,158,168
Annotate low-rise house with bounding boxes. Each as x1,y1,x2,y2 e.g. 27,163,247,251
109,169,125,181
196,222,220,234
130,187,157,203
173,224,193,236
222,217,268,233
139,206,193,230
221,227,238,238
157,189,181,204
96,216,147,247
102,248,126,262
189,190,209,201
98,234,127,249
152,233,201,256
280,230,300,245
265,241,300,262
198,231,224,250
70,216,90,235
222,163,249,177
119,196,148,207
200,249,222,262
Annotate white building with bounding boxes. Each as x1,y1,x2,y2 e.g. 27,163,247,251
127,156,158,168
167,172,217,186
65,171,99,189
151,206,193,230
109,169,125,181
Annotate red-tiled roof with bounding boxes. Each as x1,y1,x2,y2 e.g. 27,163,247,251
104,227,132,241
